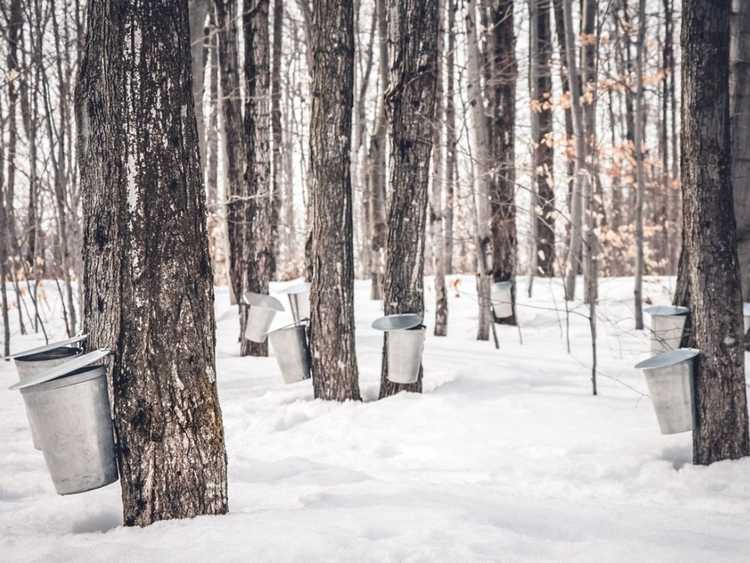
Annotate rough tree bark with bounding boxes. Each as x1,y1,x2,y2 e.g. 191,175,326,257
242,0,273,357
76,0,228,526
379,0,439,398
489,0,518,325
681,0,750,465
444,0,457,274
309,0,361,401
530,0,555,278
731,0,750,302
271,0,283,275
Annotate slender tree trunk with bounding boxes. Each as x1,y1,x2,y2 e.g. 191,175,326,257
633,0,646,330
242,0,273,357
379,0,439,398
309,0,361,401
0,95,9,356
681,0,750,465
444,0,457,275
368,0,389,300
431,0,448,337
213,0,246,310
562,0,588,301
77,0,228,526
189,0,209,164
270,0,283,276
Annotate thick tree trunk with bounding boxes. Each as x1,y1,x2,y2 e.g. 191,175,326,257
530,0,555,278
379,0,439,398
242,0,273,357
309,0,361,401
489,0,518,325
76,0,228,526
681,0,750,465
731,0,750,301
431,0,448,337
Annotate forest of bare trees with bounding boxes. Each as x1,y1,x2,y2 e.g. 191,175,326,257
2,0,750,541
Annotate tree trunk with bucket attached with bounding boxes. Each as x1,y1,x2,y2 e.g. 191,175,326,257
242,0,273,357
681,0,750,465
489,0,518,325
309,0,361,401
76,0,228,526
379,0,439,399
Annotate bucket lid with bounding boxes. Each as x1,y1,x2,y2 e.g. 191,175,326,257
281,282,310,295
635,348,700,370
243,292,285,311
644,305,689,317
372,313,423,331
5,334,88,361
9,349,111,391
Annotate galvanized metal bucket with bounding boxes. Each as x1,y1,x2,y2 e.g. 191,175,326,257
744,303,750,334
644,305,689,354
283,283,311,324
491,281,513,319
373,314,425,385
9,334,88,450
10,350,118,495
635,348,699,435
244,292,285,343
268,324,311,384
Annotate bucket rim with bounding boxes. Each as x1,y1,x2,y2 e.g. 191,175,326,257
10,349,111,391
20,364,107,393
5,334,88,361
372,313,423,331
635,348,700,370
267,323,306,336
14,346,81,363
280,282,310,295
644,305,689,317
243,291,285,311
492,280,513,289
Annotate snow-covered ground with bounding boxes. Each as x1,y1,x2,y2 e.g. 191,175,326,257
1,276,749,562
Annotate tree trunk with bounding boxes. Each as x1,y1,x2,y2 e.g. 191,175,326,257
431,0,448,337
242,0,273,357
681,0,750,465
189,0,209,164
561,0,587,301
731,0,750,302
213,0,246,310
379,0,439,398
271,0,284,276
0,94,9,356
465,0,492,340
444,0,457,275
633,0,646,330
76,0,228,526
367,0,389,300
489,0,518,325
530,0,555,278
309,0,361,401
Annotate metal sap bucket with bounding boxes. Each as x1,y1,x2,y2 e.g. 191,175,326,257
10,349,118,495
268,324,311,383
283,283,311,324
9,334,88,450
635,348,699,435
491,281,513,319
373,314,426,385
645,305,689,354
743,303,750,334
244,292,285,343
